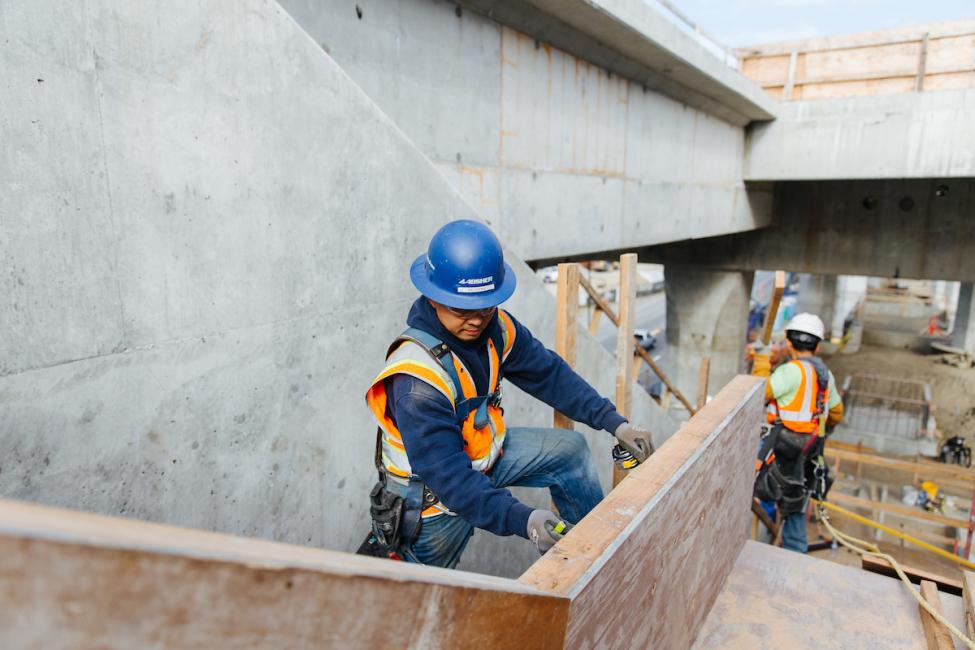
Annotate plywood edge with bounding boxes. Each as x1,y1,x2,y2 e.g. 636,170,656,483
0,498,552,596
519,375,765,596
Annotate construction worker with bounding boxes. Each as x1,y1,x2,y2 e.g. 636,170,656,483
752,312,844,553
362,219,654,568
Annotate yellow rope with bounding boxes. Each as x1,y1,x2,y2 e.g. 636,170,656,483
813,500,975,649
815,499,975,571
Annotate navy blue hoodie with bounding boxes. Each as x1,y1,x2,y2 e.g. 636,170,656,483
385,297,626,539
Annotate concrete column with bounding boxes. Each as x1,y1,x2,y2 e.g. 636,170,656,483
665,266,753,407
953,282,975,354
796,274,838,339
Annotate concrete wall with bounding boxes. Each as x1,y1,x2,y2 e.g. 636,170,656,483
642,179,975,283
0,0,676,579
279,0,771,264
746,90,975,181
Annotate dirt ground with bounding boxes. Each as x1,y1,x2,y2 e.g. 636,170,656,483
826,344,975,443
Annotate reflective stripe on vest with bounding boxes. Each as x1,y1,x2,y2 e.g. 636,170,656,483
766,359,826,434
364,313,513,514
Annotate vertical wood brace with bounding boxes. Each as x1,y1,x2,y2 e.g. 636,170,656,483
696,356,711,411
614,254,637,485
916,32,930,92
783,49,799,100
554,263,580,430
918,580,954,649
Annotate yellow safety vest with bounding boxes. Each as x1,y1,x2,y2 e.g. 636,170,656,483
365,311,517,515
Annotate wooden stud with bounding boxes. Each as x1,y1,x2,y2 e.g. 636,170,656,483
554,263,580,430
761,270,786,345
917,580,954,650
962,571,975,640
588,307,603,336
783,49,798,100
861,557,963,596
614,254,637,486
697,356,711,411
824,447,975,483
828,491,968,528
916,32,929,92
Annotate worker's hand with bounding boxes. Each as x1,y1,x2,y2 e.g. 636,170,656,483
527,509,572,554
752,340,771,357
614,422,654,463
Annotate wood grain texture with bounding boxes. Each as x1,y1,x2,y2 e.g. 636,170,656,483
614,254,637,421
695,541,966,649
964,570,975,639
761,270,785,345
824,448,975,483
0,499,568,649
554,263,580,430
697,355,711,411
521,375,765,649
862,556,963,596
918,580,955,650
829,491,968,528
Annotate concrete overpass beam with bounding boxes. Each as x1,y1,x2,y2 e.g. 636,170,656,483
665,266,753,406
796,274,838,339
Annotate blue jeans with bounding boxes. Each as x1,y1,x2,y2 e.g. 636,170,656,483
782,511,808,553
403,426,604,568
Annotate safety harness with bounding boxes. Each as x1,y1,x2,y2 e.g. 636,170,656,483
359,324,506,559
755,357,831,514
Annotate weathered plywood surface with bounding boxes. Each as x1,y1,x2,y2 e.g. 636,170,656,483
0,499,568,649
694,541,967,649
521,375,765,649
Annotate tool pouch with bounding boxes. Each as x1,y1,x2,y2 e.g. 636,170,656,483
368,481,405,550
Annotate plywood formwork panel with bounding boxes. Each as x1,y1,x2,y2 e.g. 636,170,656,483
0,500,569,649
694,541,966,649
521,374,765,649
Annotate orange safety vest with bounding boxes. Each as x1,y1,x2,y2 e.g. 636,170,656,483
766,359,829,435
365,311,517,515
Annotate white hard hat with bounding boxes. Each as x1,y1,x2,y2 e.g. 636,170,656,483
785,312,825,340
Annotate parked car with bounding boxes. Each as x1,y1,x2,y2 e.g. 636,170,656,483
634,328,657,351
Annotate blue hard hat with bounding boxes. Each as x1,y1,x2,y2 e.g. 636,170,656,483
410,220,517,309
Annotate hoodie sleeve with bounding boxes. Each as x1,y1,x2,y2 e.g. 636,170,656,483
387,373,533,538
500,312,626,434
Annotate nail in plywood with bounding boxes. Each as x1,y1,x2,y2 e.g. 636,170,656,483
918,580,955,650
554,262,580,430
521,375,765,649
0,499,569,649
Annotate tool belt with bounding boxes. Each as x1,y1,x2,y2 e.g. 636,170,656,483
356,428,439,560
755,423,831,516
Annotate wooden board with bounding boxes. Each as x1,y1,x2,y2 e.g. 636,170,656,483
613,253,637,486
824,448,975,483
862,556,964,596
521,375,765,649
918,580,955,650
963,570,975,639
0,499,569,649
830,491,968,528
554,263,580,430
694,540,967,649
737,20,975,100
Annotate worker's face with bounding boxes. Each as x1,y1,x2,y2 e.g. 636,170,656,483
429,299,496,341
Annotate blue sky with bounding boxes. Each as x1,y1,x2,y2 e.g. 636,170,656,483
669,0,975,47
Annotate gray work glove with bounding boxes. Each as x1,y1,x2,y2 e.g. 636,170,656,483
614,422,654,463
527,509,572,554
752,340,771,356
